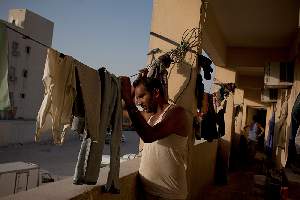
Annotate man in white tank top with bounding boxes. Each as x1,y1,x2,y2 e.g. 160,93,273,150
121,76,191,200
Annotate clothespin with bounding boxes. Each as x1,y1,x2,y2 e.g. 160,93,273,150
59,53,65,58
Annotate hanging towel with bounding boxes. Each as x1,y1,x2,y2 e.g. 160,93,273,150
35,49,76,144
0,23,10,111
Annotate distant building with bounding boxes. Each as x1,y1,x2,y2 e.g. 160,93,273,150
0,9,53,146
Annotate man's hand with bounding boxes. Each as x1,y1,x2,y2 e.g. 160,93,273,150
120,76,134,106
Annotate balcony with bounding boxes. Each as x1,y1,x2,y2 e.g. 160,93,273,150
0,140,218,200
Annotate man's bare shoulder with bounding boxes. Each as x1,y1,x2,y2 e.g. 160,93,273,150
165,105,190,137
140,111,153,121
166,105,188,119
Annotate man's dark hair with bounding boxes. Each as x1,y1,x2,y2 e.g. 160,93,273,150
133,77,164,96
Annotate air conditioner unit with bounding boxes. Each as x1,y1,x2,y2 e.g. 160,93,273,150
0,162,39,197
261,88,278,103
264,62,293,88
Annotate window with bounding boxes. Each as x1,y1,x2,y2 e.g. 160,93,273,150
23,69,28,78
280,61,294,82
12,41,20,57
8,67,16,82
20,93,25,99
25,46,31,54
269,89,278,100
12,41,18,50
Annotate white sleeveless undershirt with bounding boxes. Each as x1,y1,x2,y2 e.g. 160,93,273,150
139,105,188,199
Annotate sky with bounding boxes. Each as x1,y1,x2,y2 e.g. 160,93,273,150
0,0,215,92
0,0,153,76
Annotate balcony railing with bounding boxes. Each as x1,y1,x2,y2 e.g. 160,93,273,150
1,140,218,200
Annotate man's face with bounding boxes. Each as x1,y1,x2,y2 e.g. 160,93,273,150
134,84,157,113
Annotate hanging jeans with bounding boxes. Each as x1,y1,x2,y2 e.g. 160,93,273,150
73,67,122,193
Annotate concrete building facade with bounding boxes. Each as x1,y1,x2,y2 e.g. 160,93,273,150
0,9,53,146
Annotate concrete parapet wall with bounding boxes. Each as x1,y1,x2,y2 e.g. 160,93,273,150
0,141,218,200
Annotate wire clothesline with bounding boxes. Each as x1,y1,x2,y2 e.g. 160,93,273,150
3,6,207,79
4,22,147,78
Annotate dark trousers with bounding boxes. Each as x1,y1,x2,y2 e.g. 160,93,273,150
287,115,299,165
287,93,300,165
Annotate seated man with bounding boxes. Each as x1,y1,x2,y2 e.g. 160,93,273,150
120,76,191,200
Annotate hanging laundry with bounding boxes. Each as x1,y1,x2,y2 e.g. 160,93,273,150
71,64,86,136
200,93,218,142
35,48,76,144
266,111,275,157
0,23,10,111
295,127,300,155
73,62,102,140
275,99,288,150
35,48,122,192
213,90,222,109
214,82,236,103
73,67,122,193
200,92,209,114
216,100,226,137
147,54,172,100
194,91,207,140
197,54,213,80
195,73,205,111
287,92,300,166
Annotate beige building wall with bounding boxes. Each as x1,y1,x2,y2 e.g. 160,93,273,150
227,47,289,68
230,30,299,169
214,66,236,176
6,9,53,120
0,9,53,146
148,0,221,198
215,66,236,141
8,9,53,46
202,2,226,66
234,88,244,134
6,28,49,119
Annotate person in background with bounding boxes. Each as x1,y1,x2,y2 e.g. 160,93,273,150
120,76,191,200
243,115,265,160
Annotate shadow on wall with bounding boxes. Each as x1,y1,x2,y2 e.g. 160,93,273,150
214,138,231,185
168,60,192,103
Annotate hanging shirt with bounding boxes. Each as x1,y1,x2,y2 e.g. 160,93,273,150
35,48,76,144
0,23,10,111
139,105,188,199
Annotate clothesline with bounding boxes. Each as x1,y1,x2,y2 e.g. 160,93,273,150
4,22,150,79
3,22,201,80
